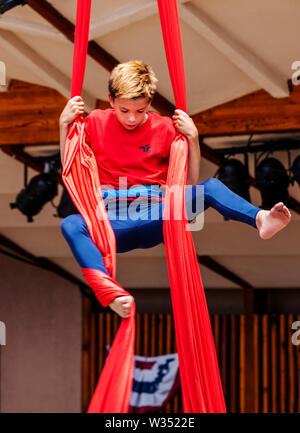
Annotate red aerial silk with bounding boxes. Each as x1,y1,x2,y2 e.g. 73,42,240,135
157,0,226,412
62,0,226,413
63,0,135,413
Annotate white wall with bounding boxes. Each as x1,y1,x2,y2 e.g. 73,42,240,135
0,253,82,413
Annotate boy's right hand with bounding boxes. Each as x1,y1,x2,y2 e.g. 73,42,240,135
59,96,85,126
109,295,134,319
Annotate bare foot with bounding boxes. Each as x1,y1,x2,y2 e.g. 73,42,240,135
256,202,291,240
109,295,134,318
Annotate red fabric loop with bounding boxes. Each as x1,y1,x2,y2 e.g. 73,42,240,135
82,268,131,307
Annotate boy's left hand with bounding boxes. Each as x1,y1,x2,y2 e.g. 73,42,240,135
172,109,198,139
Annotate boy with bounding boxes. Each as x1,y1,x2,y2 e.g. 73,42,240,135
60,60,291,318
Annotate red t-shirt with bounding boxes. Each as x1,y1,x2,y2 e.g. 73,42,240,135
84,109,176,189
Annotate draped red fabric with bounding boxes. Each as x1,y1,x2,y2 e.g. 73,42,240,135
70,0,91,98
63,0,134,413
157,0,226,412
63,0,226,413
63,118,136,413
157,0,186,112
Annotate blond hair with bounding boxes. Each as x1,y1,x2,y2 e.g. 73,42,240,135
108,60,157,100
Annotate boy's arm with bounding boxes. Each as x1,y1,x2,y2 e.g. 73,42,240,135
59,96,85,166
172,109,201,186
59,123,68,167
186,134,201,186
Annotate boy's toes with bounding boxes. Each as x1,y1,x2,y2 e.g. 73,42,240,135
278,205,291,219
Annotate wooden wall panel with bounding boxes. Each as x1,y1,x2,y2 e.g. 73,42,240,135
82,296,91,412
82,304,300,413
297,314,300,414
239,315,245,413
191,81,300,136
229,315,238,412
262,315,269,412
0,80,66,146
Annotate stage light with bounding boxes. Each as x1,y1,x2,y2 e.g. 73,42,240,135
10,173,58,222
0,0,26,15
56,185,79,218
216,158,251,202
255,157,290,209
292,155,300,186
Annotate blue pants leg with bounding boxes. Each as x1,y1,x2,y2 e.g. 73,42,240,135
61,211,145,275
189,177,260,227
135,177,261,248
61,177,262,271
61,214,110,275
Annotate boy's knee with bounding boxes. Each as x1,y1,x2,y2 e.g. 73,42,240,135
60,214,84,239
204,177,220,188
203,177,222,196
189,177,220,201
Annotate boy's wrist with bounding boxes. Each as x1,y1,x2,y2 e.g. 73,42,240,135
186,132,199,143
59,118,69,129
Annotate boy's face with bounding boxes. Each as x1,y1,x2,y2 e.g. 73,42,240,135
108,95,151,131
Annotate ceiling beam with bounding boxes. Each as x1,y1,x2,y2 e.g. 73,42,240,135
0,29,95,112
0,231,253,292
180,1,289,98
197,255,253,289
25,0,75,41
0,233,94,298
26,0,174,116
0,231,254,297
26,0,128,70
1,145,63,187
1,145,45,174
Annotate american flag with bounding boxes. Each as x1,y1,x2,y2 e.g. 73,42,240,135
129,353,179,413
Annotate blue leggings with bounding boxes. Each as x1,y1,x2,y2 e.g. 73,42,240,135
61,178,261,276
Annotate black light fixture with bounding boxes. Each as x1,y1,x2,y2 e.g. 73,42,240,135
10,154,61,222
10,171,58,222
211,137,300,212
0,0,27,15
255,157,290,209
9,150,82,221
216,158,251,202
56,184,79,218
292,155,300,186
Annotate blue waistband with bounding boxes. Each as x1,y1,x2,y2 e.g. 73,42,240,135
101,185,164,202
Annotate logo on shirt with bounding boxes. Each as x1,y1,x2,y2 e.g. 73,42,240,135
139,144,151,152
